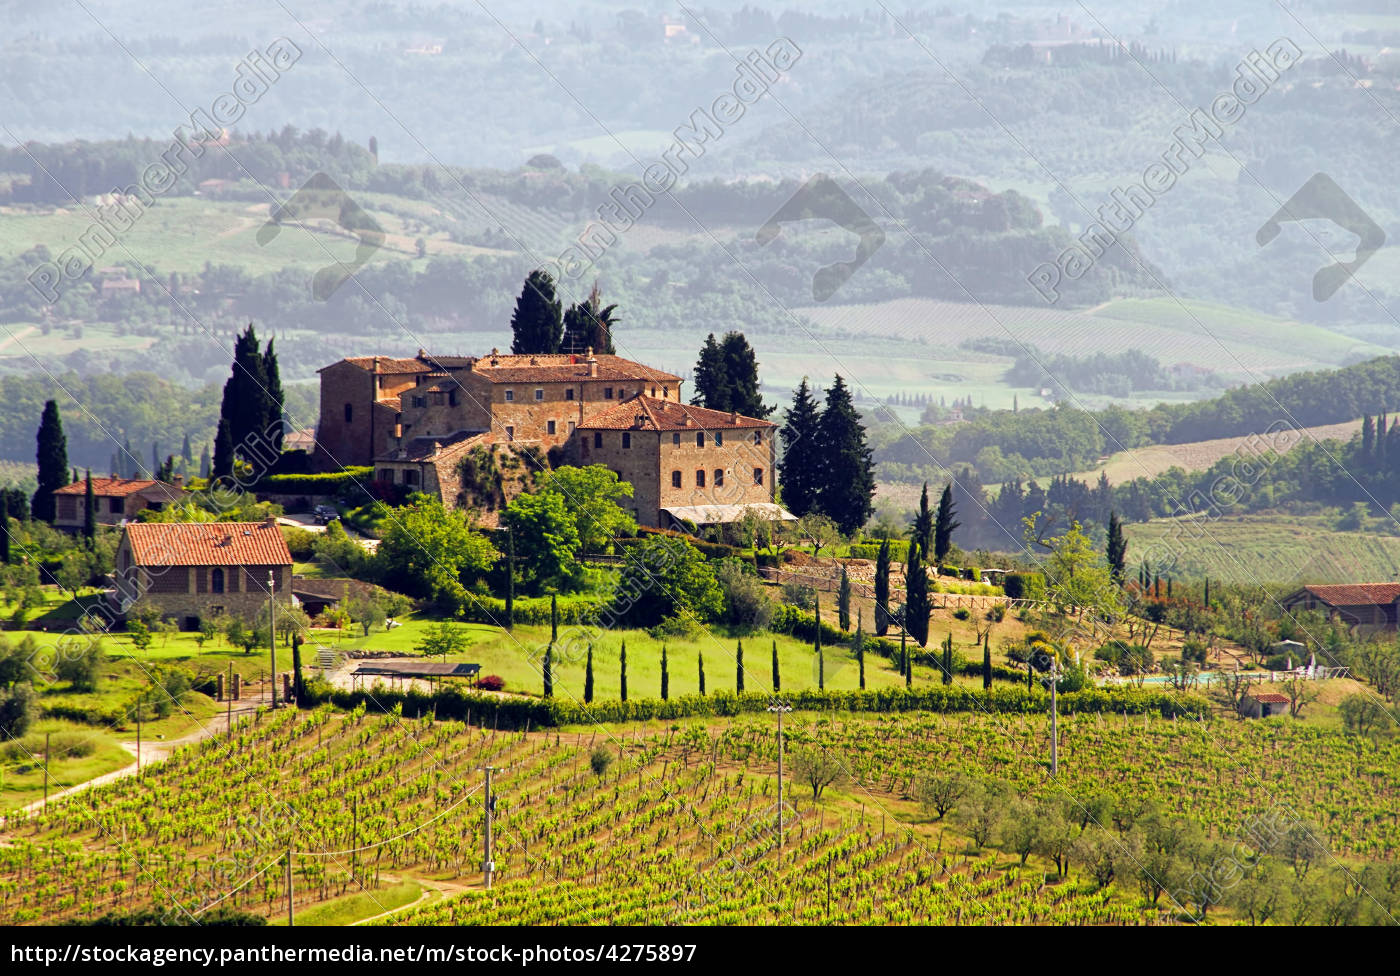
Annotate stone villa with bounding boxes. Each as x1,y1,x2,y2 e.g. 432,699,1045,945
314,348,786,528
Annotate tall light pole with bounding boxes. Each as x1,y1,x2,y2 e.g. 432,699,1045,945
482,764,501,889
267,569,278,709
1047,658,1062,777
767,701,792,849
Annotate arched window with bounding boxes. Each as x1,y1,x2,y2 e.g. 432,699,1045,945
343,403,353,423
211,568,225,594
695,470,706,488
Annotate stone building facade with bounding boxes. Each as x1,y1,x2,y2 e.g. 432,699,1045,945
53,477,185,530
112,519,293,629
315,347,787,529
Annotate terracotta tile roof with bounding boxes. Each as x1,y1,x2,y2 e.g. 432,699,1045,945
326,356,432,375
469,353,680,384
1292,583,1400,606
577,394,776,431
1249,693,1291,704
124,521,292,566
54,478,179,498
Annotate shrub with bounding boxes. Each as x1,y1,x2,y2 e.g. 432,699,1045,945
1003,572,1046,600
476,674,505,692
986,602,1007,622
589,745,614,776
769,604,846,644
253,467,373,497
715,558,772,631
780,581,816,610
952,608,971,621
280,526,317,560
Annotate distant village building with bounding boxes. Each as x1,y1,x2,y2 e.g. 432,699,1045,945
1280,584,1400,635
53,477,184,530
112,519,292,629
99,277,141,299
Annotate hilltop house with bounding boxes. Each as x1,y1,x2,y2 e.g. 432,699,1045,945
315,348,786,529
53,477,186,531
1279,583,1400,635
112,519,292,629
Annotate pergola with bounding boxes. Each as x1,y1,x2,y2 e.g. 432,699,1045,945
349,660,481,693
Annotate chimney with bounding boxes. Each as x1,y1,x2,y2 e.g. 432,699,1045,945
586,346,598,378
730,409,739,423
264,515,279,528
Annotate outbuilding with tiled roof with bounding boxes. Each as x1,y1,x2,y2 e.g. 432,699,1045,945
53,477,186,530
112,518,293,630
1280,583,1400,634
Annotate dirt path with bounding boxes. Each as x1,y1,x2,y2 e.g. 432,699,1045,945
18,701,263,816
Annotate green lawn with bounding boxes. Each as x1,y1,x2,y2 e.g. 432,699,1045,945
0,719,132,813
275,880,425,927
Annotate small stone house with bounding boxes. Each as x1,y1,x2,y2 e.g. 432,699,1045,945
1241,691,1291,718
112,518,293,630
53,477,185,530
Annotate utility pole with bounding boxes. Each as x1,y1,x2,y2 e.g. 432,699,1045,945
482,764,500,889
135,699,141,774
43,731,50,813
767,701,792,849
226,664,232,738
286,847,294,926
268,570,278,710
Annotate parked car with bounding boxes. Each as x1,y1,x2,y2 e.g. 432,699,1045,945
313,505,339,525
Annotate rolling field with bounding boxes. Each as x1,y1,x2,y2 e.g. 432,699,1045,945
1072,418,1365,486
1124,513,1400,586
794,297,1383,383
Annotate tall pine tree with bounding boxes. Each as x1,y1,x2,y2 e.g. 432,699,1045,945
735,639,744,693
777,378,822,518
82,470,95,544
691,333,727,409
771,639,780,692
584,644,595,703
509,270,563,354
719,331,770,417
33,400,69,523
813,375,875,535
660,644,669,700
216,324,282,478
263,336,285,452
837,566,851,631
934,484,961,562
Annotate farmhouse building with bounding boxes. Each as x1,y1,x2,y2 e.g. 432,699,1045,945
53,477,185,530
1280,583,1400,635
314,347,785,528
112,519,293,629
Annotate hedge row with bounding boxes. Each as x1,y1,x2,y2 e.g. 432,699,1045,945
252,467,373,496
769,603,848,644
304,682,1209,727
632,526,744,561
846,541,911,562
1003,572,1047,600
456,594,610,627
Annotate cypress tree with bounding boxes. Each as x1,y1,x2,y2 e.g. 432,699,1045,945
1167,576,1173,598
217,324,275,477
771,639,780,692
1106,511,1127,583
698,650,705,696
504,526,515,630
82,470,95,544
550,593,558,643
982,633,992,690
291,634,305,704
837,566,851,631
509,270,563,354
33,399,69,522
814,375,875,535
690,333,729,410
815,592,824,690
584,645,594,703
182,433,193,463
542,643,554,698
0,493,9,565
660,644,669,700
1204,577,1211,606
912,483,934,558
902,629,911,687
855,609,865,690
777,378,822,518
905,539,930,647
934,484,961,562
562,282,619,356
212,419,235,480
263,337,285,451
620,640,628,702
941,633,953,686
736,639,744,693
874,537,891,636
199,442,211,480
